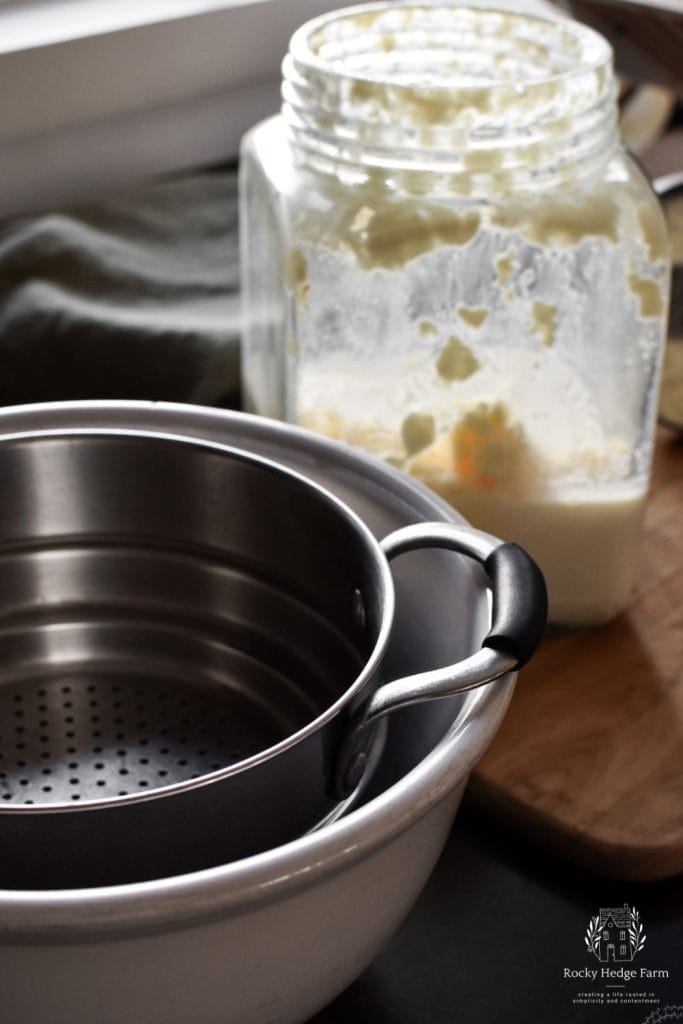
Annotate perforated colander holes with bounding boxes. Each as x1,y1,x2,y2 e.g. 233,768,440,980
0,674,280,802
1,692,31,801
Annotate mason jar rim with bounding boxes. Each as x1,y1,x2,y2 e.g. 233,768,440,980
287,3,614,96
282,3,618,188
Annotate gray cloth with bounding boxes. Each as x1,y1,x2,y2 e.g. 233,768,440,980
0,170,240,406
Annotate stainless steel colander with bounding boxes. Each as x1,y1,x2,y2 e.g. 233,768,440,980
0,427,546,889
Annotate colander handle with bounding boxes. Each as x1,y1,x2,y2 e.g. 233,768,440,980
333,523,547,799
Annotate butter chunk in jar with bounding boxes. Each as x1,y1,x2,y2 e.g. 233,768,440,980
239,4,670,626
407,402,646,625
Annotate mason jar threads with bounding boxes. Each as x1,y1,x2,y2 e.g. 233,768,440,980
239,3,670,626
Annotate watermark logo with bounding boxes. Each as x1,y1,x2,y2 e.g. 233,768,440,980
565,902,673,1013
585,903,646,963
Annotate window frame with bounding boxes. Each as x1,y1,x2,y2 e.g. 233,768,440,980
0,0,341,216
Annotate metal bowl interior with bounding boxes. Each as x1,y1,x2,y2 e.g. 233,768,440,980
0,427,404,886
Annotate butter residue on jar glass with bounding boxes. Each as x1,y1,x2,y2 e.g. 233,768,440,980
239,4,671,626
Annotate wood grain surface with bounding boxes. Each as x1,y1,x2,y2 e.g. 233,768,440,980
469,425,683,881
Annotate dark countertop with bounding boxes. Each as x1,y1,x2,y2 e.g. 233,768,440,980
313,799,683,1024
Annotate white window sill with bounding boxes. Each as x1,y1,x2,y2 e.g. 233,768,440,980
0,0,341,217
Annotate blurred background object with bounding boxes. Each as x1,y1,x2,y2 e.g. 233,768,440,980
654,171,683,429
561,0,682,175
561,0,683,93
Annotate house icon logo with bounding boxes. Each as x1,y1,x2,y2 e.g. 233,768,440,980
585,903,646,963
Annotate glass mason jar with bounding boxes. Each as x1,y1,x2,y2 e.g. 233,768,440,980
239,3,670,626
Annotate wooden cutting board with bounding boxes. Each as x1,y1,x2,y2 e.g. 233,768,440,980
468,425,683,881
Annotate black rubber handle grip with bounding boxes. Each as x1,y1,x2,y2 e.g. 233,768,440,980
483,542,547,667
